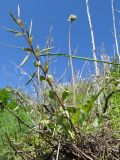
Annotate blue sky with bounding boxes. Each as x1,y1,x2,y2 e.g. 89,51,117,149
0,0,120,88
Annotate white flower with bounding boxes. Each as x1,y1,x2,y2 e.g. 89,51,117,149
68,14,77,22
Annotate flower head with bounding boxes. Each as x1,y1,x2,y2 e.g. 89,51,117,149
68,14,77,22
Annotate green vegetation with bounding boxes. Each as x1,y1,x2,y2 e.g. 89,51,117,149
0,7,119,160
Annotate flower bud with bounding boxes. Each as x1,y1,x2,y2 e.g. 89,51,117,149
68,14,77,22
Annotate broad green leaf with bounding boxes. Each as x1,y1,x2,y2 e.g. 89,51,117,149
67,107,76,113
39,76,46,81
71,108,81,124
20,53,30,66
62,90,69,101
57,114,70,135
49,90,56,99
82,88,103,113
71,109,86,125
25,72,36,86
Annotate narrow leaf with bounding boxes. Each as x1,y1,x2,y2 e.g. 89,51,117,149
35,45,40,55
28,36,33,45
29,19,33,35
40,47,54,53
15,32,24,36
18,4,20,18
10,12,18,24
20,53,30,66
25,72,36,86
23,48,32,52
44,62,48,73
7,28,19,34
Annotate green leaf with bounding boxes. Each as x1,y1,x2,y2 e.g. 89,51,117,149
71,109,86,125
20,53,30,66
6,28,24,37
71,108,81,125
57,114,70,135
44,62,48,73
26,30,30,38
15,32,24,36
34,61,41,67
62,90,69,101
25,72,36,86
35,46,40,55
23,48,32,52
49,90,56,99
14,106,19,111
10,12,18,24
40,47,54,53
28,36,33,45
67,107,76,113
82,88,103,113
39,76,46,81
6,28,19,34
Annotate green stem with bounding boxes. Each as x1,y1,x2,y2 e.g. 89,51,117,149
39,53,120,65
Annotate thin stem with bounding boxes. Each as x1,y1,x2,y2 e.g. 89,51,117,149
20,26,80,142
39,53,120,66
86,0,99,76
68,23,76,107
111,0,120,62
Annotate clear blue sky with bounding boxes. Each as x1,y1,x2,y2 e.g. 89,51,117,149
0,0,120,88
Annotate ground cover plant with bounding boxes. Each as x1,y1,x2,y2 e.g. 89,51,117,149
0,1,120,160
